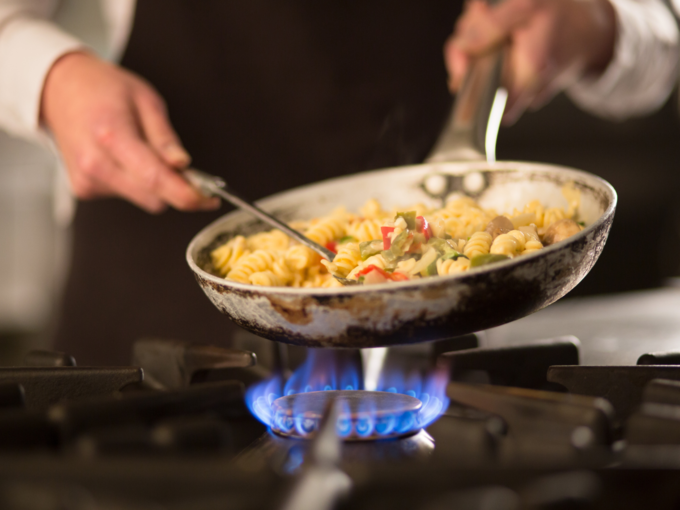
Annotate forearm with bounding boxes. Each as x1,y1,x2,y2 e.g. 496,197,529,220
0,1,84,140
567,0,679,120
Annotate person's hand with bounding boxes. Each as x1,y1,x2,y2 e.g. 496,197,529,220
40,52,219,213
445,0,616,124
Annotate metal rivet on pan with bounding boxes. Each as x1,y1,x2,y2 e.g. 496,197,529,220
570,426,595,449
463,172,485,194
424,174,448,196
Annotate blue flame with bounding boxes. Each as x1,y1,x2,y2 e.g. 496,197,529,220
246,350,449,439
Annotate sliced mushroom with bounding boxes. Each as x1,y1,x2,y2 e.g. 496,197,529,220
485,215,514,240
542,219,582,246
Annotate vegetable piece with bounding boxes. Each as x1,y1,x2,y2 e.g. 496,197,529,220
485,216,514,239
355,264,391,278
359,240,383,260
354,264,406,284
428,238,465,260
325,241,337,254
338,236,358,244
364,268,389,284
382,230,411,263
381,226,395,249
409,248,438,276
441,250,467,261
511,213,537,228
407,241,422,254
470,253,510,267
416,216,433,240
390,271,410,282
421,259,438,277
396,211,417,230
542,219,582,246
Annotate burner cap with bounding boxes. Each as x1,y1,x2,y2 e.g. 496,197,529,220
271,390,422,441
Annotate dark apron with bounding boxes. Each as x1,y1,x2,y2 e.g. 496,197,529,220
53,0,460,365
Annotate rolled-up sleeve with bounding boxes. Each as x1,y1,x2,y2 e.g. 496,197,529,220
567,0,679,120
0,2,84,140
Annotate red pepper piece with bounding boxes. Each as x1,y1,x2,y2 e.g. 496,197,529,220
390,271,410,282
381,226,395,250
355,264,391,279
416,216,432,240
325,241,337,254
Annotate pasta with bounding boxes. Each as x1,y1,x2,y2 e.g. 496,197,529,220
210,186,583,287
463,232,492,259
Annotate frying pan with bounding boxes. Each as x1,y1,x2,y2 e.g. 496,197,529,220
186,51,617,348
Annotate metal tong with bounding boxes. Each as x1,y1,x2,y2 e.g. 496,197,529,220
184,169,336,262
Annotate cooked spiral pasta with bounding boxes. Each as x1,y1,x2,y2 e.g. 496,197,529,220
437,257,471,275
360,198,386,220
463,232,492,259
490,233,523,257
348,219,383,243
249,270,286,286
396,258,417,274
523,239,543,254
227,250,277,283
271,255,294,285
321,242,360,277
519,225,543,254
507,230,527,252
542,208,567,229
211,236,250,276
305,216,346,246
285,245,319,271
302,265,331,288
247,230,290,251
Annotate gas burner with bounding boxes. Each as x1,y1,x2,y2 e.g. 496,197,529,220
245,349,449,440
271,390,422,441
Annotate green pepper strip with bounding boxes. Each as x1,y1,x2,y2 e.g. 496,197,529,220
470,253,510,267
395,211,417,230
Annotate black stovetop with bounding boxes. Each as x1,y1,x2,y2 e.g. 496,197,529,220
2,324,680,510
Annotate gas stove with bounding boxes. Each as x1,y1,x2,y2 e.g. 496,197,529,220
2,290,680,509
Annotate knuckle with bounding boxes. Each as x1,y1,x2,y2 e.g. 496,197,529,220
93,122,116,146
75,151,102,179
139,89,167,113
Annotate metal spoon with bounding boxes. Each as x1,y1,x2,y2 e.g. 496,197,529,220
184,169,336,262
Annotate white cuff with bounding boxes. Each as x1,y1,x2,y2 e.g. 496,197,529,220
0,15,84,140
567,0,679,120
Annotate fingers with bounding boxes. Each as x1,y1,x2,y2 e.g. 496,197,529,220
444,37,470,92
447,0,543,93
96,120,220,212
134,89,192,168
501,12,560,124
453,0,540,55
69,149,167,213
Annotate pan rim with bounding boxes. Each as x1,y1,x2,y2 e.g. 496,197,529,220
186,160,617,295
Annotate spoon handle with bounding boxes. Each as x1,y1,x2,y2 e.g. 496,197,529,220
184,169,336,262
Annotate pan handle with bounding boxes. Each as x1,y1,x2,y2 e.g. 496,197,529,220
426,46,506,164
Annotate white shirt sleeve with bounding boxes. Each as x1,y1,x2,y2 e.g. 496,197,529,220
0,1,86,140
567,0,679,120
